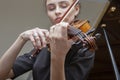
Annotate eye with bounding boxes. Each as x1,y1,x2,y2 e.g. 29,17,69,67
59,2,69,8
47,4,56,11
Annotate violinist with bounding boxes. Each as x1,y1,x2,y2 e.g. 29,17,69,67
0,0,96,80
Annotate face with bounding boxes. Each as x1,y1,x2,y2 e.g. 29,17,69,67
46,0,80,24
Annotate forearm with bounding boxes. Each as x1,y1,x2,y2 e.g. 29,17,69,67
0,35,26,79
50,56,66,80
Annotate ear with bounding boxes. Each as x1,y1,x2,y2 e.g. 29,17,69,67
75,4,80,16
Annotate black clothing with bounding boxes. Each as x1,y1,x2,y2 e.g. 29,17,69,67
12,43,95,80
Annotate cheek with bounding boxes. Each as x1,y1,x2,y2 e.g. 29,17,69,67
48,12,54,20
69,8,76,16
47,12,55,24
66,9,76,22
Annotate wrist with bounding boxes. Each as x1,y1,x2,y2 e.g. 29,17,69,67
19,33,27,42
51,54,66,64
18,34,27,44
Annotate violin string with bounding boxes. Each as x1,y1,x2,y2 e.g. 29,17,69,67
68,25,85,42
68,25,96,49
68,25,80,36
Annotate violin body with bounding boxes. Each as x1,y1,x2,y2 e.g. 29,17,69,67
71,20,91,33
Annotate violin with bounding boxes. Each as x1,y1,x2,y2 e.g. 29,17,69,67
68,19,100,50
29,0,101,58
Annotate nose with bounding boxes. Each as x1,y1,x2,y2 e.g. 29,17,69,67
55,7,61,16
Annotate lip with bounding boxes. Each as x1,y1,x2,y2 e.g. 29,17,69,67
55,17,62,23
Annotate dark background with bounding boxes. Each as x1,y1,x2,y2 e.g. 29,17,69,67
88,0,120,80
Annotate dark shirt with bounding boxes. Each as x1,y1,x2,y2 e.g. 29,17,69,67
12,43,95,80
